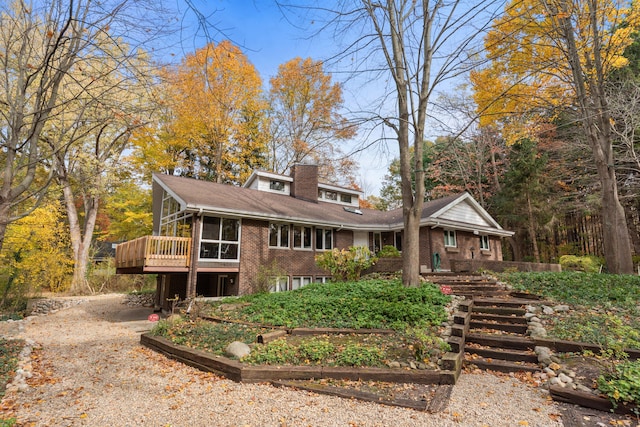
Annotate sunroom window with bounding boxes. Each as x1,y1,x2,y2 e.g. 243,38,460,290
200,217,240,260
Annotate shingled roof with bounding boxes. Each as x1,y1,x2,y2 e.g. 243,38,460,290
153,173,509,235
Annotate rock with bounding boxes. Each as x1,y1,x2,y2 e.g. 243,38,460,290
409,361,417,369
225,341,251,359
576,384,594,394
542,305,555,315
529,327,547,338
550,355,563,364
528,321,543,329
417,362,427,370
524,312,537,319
535,346,552,365
526,305,539,313
553,305,570,312
529,316,541,323
388,361,401,369
550,377,562,386
548,362,561,371
558,373,573,384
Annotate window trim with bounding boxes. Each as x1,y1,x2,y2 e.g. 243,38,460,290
480,235,490,251
269,223,290,249
443,229,457,248
293,225,312,250
199,216,241,261
291,276,312,290
315,227,333,250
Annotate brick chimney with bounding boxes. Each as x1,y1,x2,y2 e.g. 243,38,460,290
290,164,318,203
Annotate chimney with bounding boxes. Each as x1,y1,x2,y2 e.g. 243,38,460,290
290,164,318,203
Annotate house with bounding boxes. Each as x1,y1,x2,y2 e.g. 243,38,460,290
115,164,513,309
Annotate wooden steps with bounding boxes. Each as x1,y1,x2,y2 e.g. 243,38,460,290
463,296,541,374
423,273,508,297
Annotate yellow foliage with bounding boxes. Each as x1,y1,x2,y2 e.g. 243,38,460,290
1,201,73,293
473,0,640,141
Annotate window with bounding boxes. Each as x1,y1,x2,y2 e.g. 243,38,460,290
480,235,490,251
324,191,338,201
293,225,312,249
269,277,289,293
340,194,352,203
269,223,290,248
270,180,285,191
314,276,331,284
444,230,457,247
291,276,312,290
315,228,333,250
372,232,382,253
395,232,402,252
200,217,240,260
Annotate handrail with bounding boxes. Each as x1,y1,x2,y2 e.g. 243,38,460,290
115,236,192,269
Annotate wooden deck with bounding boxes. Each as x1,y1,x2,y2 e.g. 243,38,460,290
115,236,191,272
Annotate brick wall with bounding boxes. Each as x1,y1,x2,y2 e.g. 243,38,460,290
290,164,318,202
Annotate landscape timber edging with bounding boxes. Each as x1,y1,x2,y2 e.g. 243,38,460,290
550,385,639,415
534,338,640,360
140,333,456,385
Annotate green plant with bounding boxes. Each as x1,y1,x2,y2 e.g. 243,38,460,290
404,327,450,363
244,338,298,365
252,259,287,294
559,255,603,273
297,339,335,363
334,343,385,367
315,246,377,282
597,359,640,410
0,338,23,399
211,279,449,330
377,245,400,258
0,418,17,427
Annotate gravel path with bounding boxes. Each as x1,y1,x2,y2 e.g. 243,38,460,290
0,295,568,427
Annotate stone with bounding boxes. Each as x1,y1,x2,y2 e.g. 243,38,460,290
526,305,539,313
550,377,562,386
225,341,251,359
542,306,555,315
558,373,573,384
548,362,562,371
535,346,552,365
388,361,401,369
553,305,570,312
528,321,543,329
577,384,594,394
409,361,417,369
529,316,541,323
524,312,537,319
550,355,563,364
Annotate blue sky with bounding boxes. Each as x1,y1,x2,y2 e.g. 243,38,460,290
171,0,394,196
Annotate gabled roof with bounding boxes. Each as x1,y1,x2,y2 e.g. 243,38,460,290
153,174,513,236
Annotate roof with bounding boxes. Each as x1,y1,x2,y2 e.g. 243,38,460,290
153,173,513,236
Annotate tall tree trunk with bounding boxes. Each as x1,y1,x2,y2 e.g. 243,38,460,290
526,193,540,263
61,179,99,293
554,4,634,274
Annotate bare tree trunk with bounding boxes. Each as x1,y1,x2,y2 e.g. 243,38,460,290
526,193,540,263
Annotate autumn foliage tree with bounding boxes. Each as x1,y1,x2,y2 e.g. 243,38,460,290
140,41,269,185
472,0,638,273
268,57,356,184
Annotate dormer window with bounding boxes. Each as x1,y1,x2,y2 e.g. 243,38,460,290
340,194,352,203
325,191,338,201
270,180,285,191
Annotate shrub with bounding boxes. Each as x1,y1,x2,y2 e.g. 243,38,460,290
252,260,287,294
315,246,377,282
559,255,602,273
377,245,401,257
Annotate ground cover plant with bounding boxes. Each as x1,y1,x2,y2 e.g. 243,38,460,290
206,278,450,330
0,338,23,399
151,278,451,368
501,271,640,407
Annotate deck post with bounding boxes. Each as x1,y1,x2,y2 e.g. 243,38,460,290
186,214,201,298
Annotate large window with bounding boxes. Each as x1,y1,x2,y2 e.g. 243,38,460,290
315,228,333,250
269,277,289,293
291,276,312,290
444,230,457,247
200,217,240,260
480,235,490,251
159,191,191,237
293,225,312,249
269,223,290,248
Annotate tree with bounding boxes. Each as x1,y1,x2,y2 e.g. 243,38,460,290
268,57,357,184
288,1,504,286
1,200,72,307
472,0,638,273
151,41,269,185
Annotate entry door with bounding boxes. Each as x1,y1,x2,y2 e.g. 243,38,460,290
217,275,228,297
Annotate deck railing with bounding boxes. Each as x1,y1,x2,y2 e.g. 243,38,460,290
115,236,192,269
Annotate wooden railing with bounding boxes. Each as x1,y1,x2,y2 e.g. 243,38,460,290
115,236,192,269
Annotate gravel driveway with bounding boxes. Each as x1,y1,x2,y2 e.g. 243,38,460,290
0,295,569,426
